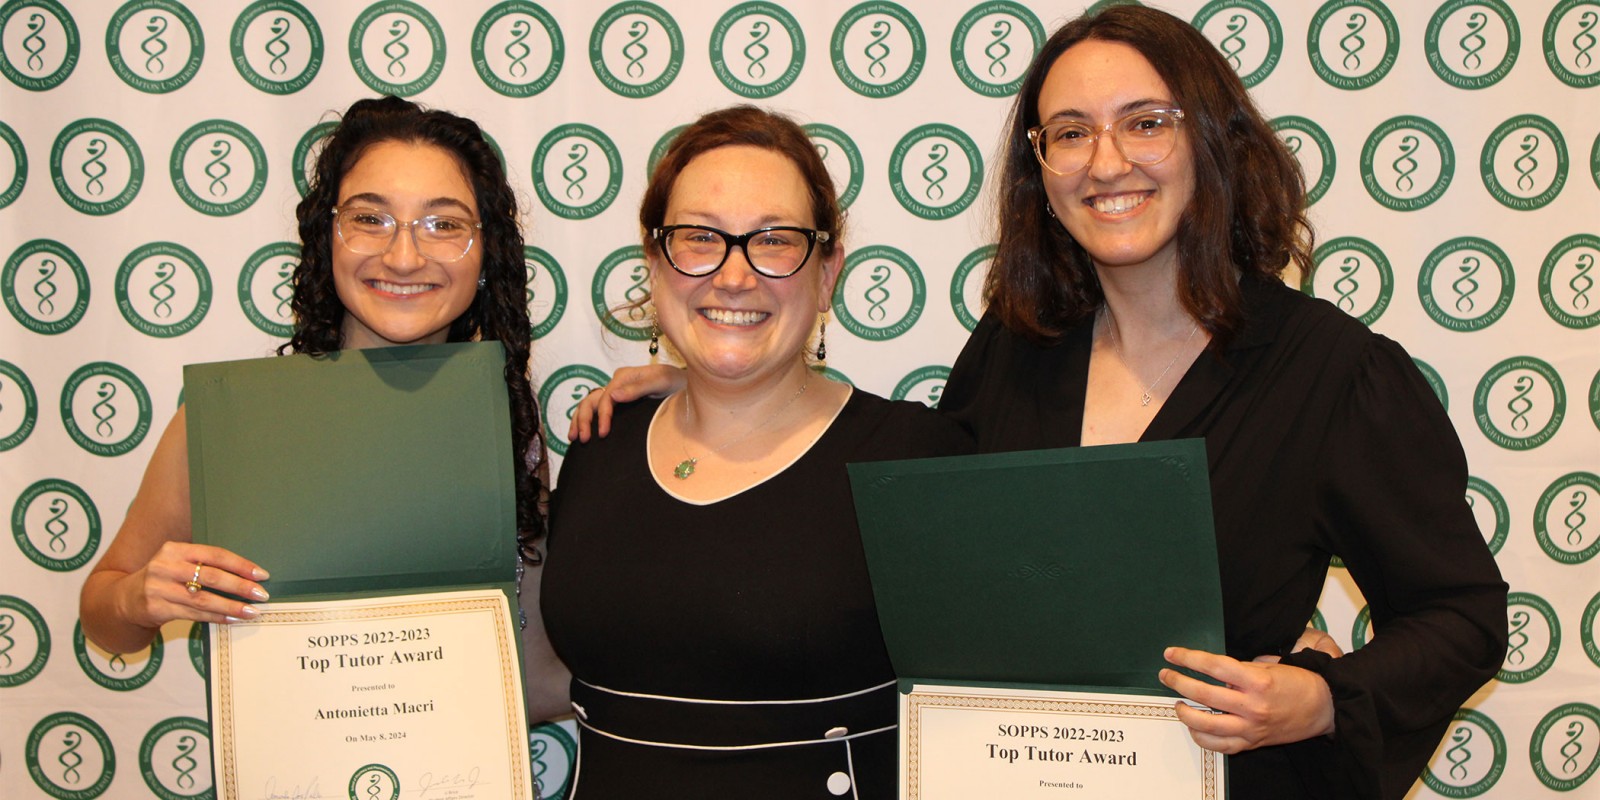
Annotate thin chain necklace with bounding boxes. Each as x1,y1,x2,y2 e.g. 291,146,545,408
673,376,811,479
1101,306,1200,407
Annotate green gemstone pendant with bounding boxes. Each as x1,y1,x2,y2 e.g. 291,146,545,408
673,458,698,479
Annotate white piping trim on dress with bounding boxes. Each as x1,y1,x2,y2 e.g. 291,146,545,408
575,677,895,705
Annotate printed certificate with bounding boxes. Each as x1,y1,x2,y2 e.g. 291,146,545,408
209,589,531,800
901,684,1222,799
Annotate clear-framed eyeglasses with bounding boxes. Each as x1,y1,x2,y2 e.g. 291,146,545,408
1027,108,1186,177
332,206,482,263
651,225,831,279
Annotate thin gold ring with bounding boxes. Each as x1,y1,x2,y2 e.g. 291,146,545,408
185,562,203,594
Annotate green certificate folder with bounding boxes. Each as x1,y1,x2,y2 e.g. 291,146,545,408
184,341,517,597
847,438,1224,693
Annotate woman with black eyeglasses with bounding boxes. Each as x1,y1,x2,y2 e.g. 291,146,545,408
539,105,971,797
79,96,571,723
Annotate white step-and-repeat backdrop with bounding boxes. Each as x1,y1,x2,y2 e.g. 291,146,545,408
2,1,1596,798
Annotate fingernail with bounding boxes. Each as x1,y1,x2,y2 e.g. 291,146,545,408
239,605,259,618
251,587,270,601
224,616,245,624
252,567,271,580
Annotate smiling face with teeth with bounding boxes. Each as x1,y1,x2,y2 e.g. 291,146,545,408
331,140,483,350
1037,40,1195,281
650,144,842,388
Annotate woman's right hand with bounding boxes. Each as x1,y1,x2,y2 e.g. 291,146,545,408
119,540,270,628
567,364,687,442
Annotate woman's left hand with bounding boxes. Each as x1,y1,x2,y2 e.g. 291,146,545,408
1158,646,1335,754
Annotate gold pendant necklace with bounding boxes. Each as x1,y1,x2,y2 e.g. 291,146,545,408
674,376,811,479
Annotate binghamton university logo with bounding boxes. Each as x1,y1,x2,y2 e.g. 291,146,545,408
892,366,950,408
1360,116,1455,211
27,712,117,799
472,1,563,97
1422,708,1507,797
12,478,101,572
1426,0,1520,89
888,124,983,220
538,364,610,457
1272,115,1336,206
533,124,622,220
116,242,213,338
231,0,324,94
105,0,205,94
805,123,863,210
1307,237,1393,326
1307,0,1400,90
950,2,1044,97
589,1,683,98
710,2,805,98
169,119,268,216
348,1,446,96
1417,237,1513,332
0,0,81,91
831,2,925,98
833,245,926,342
50,119,144,216
1474,356,1565,450
5,239,90,335
1192,0,1283,88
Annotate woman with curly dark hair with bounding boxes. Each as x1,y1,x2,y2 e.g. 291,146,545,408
80,96,569,720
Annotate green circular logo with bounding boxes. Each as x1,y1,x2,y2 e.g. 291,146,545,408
73,621,163,691
1539,233,1600,329
589,245,651,341
525,245,568,339
116,241,212,337
831,2,926,98
0,359,38,450
710,2,805,98
50,118,144,215
1591,129,1599,190
291,119,335,198
1465,476,1509,556
1193,0,1284,88
106,0,203,93
1592,368,1600,433
230,0,323,94
1413,357,1449,411
833,245,925,341
1422,708,1507,797
187,621,207,678
12,478,101,572
237,241,298,337
1307,0,1400,90
1272,115,1337,206
1418,237,1513,331
1481,114,1568,210
1530,702,1600,791
1582,591,1600,669
1351,603,1373,649
472,1,563,97
0,594,51,686
819,366,854,386
538,364,611,457
532,123,622,220
950,2,1044,97
646,123,686,179
1473,356,1565,450
60,361,153,457
588,1,683,98
348,0,446,96
27,711,116,799
1425,0,1520,89
1544,0,1600,88
1534,471,1600,564
348,763,400,800
170,119,268,216
891,365,949,407
1309,607,1327,633
0,119,26,208
528,721,577,800
804,122,864,210
1,0,79,91
889,123,983,220
138,717,211,800
951,244,993,332
1306,236,1393,325
4,238,89,334
1500,592,1560,683
1360,115,1454,211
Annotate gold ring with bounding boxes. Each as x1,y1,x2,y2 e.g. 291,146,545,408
185,563,203,594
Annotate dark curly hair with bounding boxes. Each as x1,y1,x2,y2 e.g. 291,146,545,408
281,95,547,555
987,5,1313,346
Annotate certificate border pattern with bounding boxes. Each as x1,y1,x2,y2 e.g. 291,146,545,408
211,592,529,800
905,691,1220,799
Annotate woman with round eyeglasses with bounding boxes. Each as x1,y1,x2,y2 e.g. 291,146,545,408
571,8,1505,798
80,96,570,722
539,105,970,797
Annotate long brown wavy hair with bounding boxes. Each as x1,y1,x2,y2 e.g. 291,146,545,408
281,96,546,555
986,5,1314,346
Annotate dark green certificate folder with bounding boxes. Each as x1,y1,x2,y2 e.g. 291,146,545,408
847,439,1224,694
184,341,516,599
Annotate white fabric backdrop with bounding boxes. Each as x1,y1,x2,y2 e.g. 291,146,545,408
1,1,1596,797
